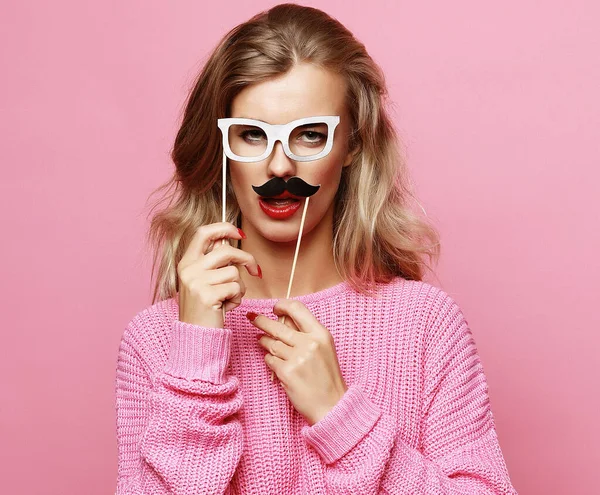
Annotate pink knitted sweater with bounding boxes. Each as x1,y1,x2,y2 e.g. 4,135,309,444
115,277,517,494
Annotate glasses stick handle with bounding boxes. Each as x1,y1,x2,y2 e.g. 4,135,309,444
222,152,227,326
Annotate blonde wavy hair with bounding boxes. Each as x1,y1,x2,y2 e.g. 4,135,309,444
144,2,441,304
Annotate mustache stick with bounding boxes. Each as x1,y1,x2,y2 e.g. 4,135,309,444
221,160,313,382
271,195,311,383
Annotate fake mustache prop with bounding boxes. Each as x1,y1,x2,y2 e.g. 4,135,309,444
252,176,320,198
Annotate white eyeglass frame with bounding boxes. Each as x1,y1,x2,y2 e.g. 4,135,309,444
217,115,340,163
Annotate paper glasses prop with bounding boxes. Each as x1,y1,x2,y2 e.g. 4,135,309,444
217,115,340,382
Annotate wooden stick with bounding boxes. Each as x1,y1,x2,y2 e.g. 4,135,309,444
221,152,227,325
271,195,311,382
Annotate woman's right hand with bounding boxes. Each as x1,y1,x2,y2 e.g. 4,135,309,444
176,222,262,328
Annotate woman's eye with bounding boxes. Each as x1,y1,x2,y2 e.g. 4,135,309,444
300,131,326,143
241,130,266,142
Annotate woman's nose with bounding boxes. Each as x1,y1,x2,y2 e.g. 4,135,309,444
266,141,297,177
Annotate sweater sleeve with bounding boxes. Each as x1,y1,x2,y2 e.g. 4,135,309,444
299,294,518,494
115,317,244,495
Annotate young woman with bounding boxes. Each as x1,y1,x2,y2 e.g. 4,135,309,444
115,3,517,494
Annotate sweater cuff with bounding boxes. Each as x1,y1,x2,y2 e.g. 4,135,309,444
164,320,232,384
300,384,382,464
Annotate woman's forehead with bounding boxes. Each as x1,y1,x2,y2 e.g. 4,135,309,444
230,64,347,123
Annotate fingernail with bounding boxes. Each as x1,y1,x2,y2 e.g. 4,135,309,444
255,333,262,339
257,265,262,279
237,228,247,239
246,312,258,321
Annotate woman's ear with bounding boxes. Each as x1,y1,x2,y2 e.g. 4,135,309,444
343,143,360,168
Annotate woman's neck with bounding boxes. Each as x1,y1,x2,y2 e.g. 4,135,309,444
237,208,343,300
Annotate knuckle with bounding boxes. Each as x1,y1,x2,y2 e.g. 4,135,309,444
308,340,320,352
187,279,203,295
225,265,238,278
279,368,291,382
288,300,303,312
177,258,192,273
211,240,226,252
197,224,208,238
178,269,190,286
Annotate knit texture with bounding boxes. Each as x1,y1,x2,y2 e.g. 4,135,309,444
115,277,517,494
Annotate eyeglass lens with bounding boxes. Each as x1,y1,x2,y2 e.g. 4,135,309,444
227,121,329,158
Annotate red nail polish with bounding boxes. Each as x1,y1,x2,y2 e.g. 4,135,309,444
257,265,262,279
237,228,247,239
246,312,258,321
255,333,262,339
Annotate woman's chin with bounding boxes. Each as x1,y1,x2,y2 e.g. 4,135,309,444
257,225,303,244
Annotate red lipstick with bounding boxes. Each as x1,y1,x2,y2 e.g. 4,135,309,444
258,194,302,219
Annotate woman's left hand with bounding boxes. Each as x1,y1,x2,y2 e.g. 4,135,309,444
247,299,348,426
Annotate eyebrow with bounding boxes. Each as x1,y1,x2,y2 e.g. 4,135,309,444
233,116,330,125
236,116,268,122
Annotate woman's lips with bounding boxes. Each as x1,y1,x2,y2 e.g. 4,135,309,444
258,197,302,219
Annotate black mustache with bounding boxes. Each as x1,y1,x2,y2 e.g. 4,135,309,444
252,176,321,198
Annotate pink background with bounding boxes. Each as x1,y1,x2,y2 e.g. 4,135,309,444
1,1,598,493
